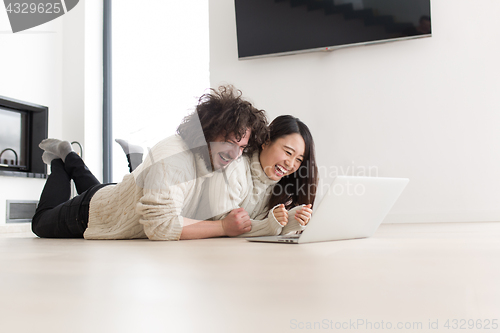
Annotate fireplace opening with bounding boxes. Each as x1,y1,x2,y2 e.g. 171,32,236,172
0,107,28,170
0,96,48,178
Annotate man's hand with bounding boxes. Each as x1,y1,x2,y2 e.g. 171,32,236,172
221,208,251,236
273,204,288,226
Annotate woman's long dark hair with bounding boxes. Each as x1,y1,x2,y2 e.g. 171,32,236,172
266,116,318,210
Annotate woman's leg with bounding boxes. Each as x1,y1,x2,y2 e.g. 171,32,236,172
126,153,143,172
115,139,143,172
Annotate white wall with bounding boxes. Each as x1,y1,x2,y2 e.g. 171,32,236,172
0,6,63,227
0,0,103,227
209,0,500,223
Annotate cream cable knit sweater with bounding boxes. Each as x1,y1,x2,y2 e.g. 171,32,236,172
205,152,307,237
85,135,213,240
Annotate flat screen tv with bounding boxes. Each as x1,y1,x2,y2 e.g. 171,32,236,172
235,0,432,59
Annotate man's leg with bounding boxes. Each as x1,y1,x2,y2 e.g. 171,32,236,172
31,159,81,238
39,138,101,194
33,137,101,237
64,152,101,194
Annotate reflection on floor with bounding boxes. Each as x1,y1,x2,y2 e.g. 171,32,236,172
1,222,499,333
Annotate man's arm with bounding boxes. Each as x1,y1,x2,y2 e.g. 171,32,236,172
180,208,251,240
180,219,225,240
137,152,208,241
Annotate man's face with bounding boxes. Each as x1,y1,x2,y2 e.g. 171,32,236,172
209,128,251,170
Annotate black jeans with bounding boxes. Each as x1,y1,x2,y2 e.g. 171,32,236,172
32,152,111,238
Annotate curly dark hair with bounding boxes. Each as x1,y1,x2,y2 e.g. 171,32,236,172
177,85,268,163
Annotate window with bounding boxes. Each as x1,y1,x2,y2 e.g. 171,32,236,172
110,1,210,182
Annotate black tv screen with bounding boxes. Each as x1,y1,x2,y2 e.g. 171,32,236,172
235,0,432,59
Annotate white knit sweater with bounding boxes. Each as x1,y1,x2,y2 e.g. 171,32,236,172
205,152,307,236
85,135,213,240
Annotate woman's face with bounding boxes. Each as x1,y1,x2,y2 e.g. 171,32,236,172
259,133,305,181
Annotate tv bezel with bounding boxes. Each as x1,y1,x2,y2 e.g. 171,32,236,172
238,34,431,60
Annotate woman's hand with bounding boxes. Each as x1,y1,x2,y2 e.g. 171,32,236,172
295,204,312,226
273,204,288,226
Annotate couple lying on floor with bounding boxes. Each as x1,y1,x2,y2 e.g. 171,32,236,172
31,85,318,241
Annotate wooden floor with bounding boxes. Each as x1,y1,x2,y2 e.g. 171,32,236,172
1,222,499,333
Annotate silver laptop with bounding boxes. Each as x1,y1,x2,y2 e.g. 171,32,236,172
246,176,409,244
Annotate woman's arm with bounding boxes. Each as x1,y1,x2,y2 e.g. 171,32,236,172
280,205,312,235
237,204,312,237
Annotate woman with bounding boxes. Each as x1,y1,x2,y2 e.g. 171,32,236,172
31,86,269,240
201,115,318,237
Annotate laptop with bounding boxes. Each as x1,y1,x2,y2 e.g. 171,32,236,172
246,176,409,244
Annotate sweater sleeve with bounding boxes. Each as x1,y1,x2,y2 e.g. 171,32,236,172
135,157,192,241
237,206,283,237
280,205,307,235
206,158,283,237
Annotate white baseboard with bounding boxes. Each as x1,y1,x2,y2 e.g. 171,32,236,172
0,223,34,234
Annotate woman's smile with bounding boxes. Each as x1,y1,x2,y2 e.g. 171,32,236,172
274,164,288,177
260,133,305,181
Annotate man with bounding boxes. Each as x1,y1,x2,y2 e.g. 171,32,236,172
33,86,268,241
130,85,269,240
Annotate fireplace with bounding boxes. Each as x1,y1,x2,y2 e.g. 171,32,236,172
0,96,48,178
